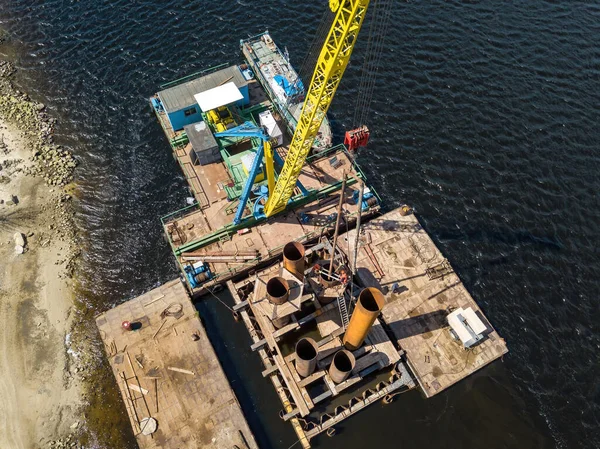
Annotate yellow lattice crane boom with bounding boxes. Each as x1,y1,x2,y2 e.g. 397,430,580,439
263,0,371,217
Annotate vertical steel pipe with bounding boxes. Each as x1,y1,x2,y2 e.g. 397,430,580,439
327,173,347,278
343,287,385,350
266,276,290,305
295,337,318,377
328,349,356,384
283,241,306,280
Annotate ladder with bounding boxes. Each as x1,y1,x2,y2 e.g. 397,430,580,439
337,294,350,329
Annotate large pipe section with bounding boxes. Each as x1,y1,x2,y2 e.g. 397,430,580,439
295,338,318,378
328,349,356,384
283,242,305,280
343,287,385,350
266,276,290,305
318,262,338,289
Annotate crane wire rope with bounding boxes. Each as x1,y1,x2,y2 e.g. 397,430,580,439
353,0,395,127
354,0,394,126
353,0,382,126
354,0,390,125
297,7,334,90
358,0,394,126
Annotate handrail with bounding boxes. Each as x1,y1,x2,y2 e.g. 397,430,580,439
159,63,229,90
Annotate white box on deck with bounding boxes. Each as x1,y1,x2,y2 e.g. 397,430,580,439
259,110,283,147
447,307,487,348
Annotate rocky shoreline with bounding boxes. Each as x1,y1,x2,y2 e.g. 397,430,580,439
0,41,91,448
0,58,80,269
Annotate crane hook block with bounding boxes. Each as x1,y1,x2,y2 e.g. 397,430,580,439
344,125,370,152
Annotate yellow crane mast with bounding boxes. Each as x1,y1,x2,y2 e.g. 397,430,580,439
263,0,371,217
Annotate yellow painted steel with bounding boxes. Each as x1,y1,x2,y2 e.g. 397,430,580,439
263,0,371,217
264,140,275,195
343,287,385,350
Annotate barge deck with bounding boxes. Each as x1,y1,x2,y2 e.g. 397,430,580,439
339,208,509,397
95,27,509,449
227,239,416,447
95,279,259,449
161,144,379,294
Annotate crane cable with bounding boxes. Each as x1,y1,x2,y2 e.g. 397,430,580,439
298,7,334,89
359,0,394,126
354,0,394,126
353,0,395,128
354,0,390,125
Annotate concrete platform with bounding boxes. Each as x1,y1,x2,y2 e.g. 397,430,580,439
95,279,258,449
340,209,508,398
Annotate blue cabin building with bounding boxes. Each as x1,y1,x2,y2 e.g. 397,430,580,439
157,65,250,131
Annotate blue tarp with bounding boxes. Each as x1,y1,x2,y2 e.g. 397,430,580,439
273,74,304,98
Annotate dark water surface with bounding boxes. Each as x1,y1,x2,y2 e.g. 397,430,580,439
1,1,598,448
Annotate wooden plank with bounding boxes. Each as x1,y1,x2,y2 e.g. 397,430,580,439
298,370,326,388
129,384,149,395
142,295,165,308
273,356,311,417
323,373,338,397
284,357,315,411
168,366,195,376
272,322,300,338
261,364,279,378
352,352,384,375
333,375,362,394
250,339,267,351
152,319,167,339
312,390,333,404
281,409,301,421
232,299,249,311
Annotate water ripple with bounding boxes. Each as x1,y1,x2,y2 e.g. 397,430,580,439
1,0,598,448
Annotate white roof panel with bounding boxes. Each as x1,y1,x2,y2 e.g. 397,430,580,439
461,307,487,334
447,309,473,344
194,82,243,112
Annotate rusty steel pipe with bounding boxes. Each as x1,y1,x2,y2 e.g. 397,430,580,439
343,287,385,350
266,276,290,305
272,315,291,329
295,338,318,378
328,349,356,384
283,241,306,280
318,262,338,289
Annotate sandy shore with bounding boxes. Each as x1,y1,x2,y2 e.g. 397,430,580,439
0,57,84,448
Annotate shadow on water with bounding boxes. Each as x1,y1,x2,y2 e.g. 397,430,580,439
433,226,563,251
194,290,297,449
194,294,555,449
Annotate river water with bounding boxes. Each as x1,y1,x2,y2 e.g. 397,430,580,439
0,1,598,448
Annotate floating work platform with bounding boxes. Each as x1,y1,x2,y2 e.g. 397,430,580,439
227,239,415,448
161,144,379,294
94,27,512,449
339,208,509,397
149,35,371,295
95,279,258,449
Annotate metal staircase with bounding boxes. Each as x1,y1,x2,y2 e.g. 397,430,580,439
337,294,350,329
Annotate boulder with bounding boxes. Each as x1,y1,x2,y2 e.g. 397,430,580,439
13,232,25,247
